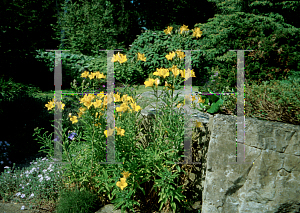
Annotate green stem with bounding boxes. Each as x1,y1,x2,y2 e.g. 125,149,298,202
90,106,95,188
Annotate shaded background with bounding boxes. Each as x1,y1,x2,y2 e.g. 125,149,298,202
0,0,299,173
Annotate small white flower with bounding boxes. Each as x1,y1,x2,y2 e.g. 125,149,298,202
21,194,25,198
21,205,25,210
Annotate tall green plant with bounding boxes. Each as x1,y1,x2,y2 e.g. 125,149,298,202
50,0,126,58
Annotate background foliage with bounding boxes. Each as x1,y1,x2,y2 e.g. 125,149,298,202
50,0,146,58
0,0,299,175
0,0,62,91
128,0,220,33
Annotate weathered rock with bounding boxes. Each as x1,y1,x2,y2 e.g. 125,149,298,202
95,204,127,213
202,114,300,213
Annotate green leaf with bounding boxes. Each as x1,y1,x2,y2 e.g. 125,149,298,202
207,98,224,113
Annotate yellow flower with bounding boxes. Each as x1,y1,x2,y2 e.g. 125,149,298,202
106,92,115,105
121,171,131,179
116,177,127,190
195,120,203,128
80,94,95,109
179,68,196,80
114,92,122,102
165,52,176,61
96,91,106,99
94,71,106,79
92,99,102,108
179,24,189,34
45,98,65,111
175,50,185,60
191,95,196,102
70,116,78,124
88,72,96,80
116,103,131,113
169,65,180,77
81,71,90,78
136,53,147,62
144,78,156,88
104,127,115,137
198,95,205,104
153,68,170,79
121,94,135,104
192,27,203,38
164,26,173,35
130,102,142,112
115,127,125,136
111,52,127,64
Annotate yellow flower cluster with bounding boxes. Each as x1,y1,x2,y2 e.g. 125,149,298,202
144,50,196,89
81,70,106,80
45,72,141,137
116,171,132,190
163,25,203,39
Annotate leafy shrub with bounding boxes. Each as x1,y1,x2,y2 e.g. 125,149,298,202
49,0,135,58
0,77,42,103
34,50,110,91
55,185,102,213
115,13,300,91
119,23,211,86
194,12,300,93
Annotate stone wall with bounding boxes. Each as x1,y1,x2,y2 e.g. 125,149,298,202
202,114,300,213
115,102,300,212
